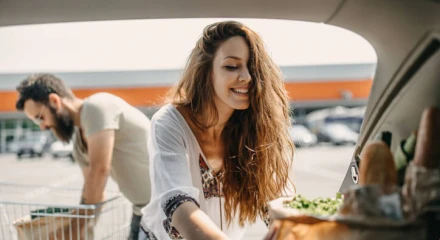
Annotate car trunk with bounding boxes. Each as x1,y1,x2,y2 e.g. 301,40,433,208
340,32,440,191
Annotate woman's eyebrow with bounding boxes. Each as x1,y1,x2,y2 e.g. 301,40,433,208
224,56,241,60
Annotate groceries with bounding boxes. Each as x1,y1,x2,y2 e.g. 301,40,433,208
359,140,397,189
30,207,70,219
265,107,440,240
283,193,343,216
402,107,440,219
394,131,417,186
413,107,440,169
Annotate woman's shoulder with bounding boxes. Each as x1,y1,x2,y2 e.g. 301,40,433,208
151,104,180,122
151,104,190,134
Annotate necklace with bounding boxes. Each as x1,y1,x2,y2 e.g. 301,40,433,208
214,171,224,231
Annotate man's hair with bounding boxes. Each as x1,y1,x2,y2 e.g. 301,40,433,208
16,73,74,110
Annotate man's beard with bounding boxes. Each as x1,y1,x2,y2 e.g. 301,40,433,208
49,106,75,143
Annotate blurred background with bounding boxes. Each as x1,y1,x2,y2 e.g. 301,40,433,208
0,18,377,239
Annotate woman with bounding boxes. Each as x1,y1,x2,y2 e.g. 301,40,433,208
140,20,295,240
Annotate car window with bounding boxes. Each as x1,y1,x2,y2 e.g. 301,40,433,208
0,20,376,235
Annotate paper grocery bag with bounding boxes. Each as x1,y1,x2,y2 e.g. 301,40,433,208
13,210,94,240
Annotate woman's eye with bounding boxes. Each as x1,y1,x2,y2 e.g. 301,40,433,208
225,66,238,71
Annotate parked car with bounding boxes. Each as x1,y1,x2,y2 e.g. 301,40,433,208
7,141,19,153
16,134,49,159
289,124,318,147
50,141,74,161
317,123,358,146
306,106,366,135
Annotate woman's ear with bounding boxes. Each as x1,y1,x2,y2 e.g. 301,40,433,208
48,93,62,110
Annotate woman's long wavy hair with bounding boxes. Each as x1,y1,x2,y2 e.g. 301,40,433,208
169,21,295,226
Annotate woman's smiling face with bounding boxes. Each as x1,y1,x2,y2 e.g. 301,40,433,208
211,36,252,112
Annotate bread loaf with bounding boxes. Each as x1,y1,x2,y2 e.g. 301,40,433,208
414,107,440,168
266,220,350,240
359,140,397,188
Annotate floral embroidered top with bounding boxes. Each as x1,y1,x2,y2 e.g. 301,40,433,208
140,104,271,240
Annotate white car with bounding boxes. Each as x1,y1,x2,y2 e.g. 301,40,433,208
289,124,318,147
317,123,359,146
16,135,48,159
50,141,74,161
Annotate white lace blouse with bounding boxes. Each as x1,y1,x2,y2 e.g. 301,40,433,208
141,104,269,240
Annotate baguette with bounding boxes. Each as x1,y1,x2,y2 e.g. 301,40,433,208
414,107,440,168
359,140,397,188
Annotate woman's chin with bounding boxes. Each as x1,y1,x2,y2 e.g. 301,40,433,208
233,104,250,111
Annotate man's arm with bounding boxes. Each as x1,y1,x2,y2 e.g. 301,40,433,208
81,129,115,204
80,166,89,204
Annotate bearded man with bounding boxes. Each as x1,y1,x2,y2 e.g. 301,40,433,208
16,73,151,240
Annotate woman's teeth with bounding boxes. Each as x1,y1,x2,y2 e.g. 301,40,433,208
232,88,248,94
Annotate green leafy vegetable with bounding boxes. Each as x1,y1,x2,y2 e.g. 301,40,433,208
283,193,344,216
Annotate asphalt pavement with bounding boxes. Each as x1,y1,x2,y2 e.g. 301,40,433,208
0,144,355,239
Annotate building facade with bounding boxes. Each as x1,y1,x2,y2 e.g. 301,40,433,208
0,63,375,152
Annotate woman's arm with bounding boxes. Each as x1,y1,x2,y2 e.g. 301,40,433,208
172,202,229,240
147,109,229,239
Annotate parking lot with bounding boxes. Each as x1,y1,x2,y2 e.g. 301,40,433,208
0,144,355,239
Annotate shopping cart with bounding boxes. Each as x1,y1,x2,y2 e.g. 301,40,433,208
0,182,132,240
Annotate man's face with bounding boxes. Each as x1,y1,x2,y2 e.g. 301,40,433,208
23,99,74,143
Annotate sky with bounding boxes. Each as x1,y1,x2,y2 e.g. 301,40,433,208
0,18,377,73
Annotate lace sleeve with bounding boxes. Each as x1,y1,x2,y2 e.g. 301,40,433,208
262,205,272,228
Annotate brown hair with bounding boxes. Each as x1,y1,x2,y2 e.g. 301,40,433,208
16,73,74,110
169,21,294,226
